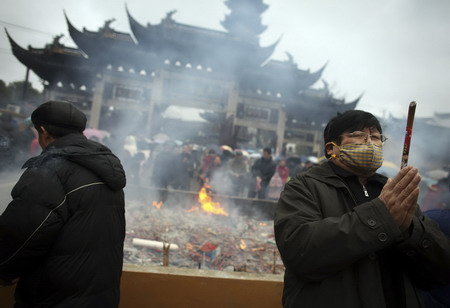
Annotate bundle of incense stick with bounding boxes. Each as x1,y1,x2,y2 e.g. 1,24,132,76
400,101,417,169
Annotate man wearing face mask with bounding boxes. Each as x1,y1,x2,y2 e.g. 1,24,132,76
274,110,450,308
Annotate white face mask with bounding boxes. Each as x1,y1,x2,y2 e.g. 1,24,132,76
328,142,384,175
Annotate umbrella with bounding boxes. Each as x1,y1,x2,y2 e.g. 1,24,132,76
205,144,220,154
234,149,250,157
220,145,233,152
383,161,399,169
306,156,319,164
83,128,110,143
249,152,262,159
426,169,449,181
152,133,170,144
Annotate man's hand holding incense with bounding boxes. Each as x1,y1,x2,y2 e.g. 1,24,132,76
378,166,421,232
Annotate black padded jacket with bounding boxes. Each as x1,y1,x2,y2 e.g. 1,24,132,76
0,133,126,307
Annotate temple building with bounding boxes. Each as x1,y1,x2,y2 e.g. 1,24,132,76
7,0,359,155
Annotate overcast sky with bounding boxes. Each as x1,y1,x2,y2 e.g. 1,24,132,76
1,0,450,119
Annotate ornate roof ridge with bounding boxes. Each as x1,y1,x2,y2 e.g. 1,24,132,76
64,10,134,43
6,28,84,58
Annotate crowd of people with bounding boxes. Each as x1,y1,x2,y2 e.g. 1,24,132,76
0,112,38,171
1,106,321,202
421,171,450,211
120,141,319,201
3,106,449,209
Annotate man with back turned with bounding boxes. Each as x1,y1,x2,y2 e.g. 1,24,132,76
0,100,126,307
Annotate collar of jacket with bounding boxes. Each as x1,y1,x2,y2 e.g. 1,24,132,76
303,161,388,188
329,161,387,185
47,133,87,149
22,147,65,169
22,134,87,169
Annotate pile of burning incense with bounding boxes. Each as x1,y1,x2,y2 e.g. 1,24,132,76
124,199,283,274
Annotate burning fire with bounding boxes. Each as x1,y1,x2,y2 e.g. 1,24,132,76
187,184,229,216
239,239,247,250
152,201,163,209
187,206,199,213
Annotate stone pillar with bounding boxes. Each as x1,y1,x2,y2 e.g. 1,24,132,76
225,81,239,143
225,81,238,118
312,129,323,157
147,71,165,136
89,78,105,129
44,88,53,101
275,108,286,155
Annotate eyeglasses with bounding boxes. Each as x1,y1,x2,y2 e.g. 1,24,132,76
341,131,388,145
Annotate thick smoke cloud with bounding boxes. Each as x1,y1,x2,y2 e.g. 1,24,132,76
0,170,21,214
1,0,450,117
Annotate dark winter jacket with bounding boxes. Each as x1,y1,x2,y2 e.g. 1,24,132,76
0,133,126,307
275,162,450,308
251,157,276,185
422,209,450,308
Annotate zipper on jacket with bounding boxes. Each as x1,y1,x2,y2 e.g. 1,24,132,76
362,185,369,197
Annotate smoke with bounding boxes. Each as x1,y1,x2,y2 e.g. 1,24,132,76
0,170,22,214
2,0,450,117
382,116,450,172
379,115,450,205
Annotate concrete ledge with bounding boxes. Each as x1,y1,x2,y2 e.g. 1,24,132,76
0,264,283,308
120,264,283,307
0,284,15,308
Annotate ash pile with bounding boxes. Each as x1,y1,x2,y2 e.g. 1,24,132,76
124,197,284,274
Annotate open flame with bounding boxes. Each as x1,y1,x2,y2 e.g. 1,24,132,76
187,184,229,216
187,206,199,213
152,201,163,209
239,239,247,250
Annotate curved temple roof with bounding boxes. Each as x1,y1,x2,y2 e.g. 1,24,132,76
126,7,278,70
239,59,326,98
287,87,361,123
5,28,93,89
65,12,142,69
7,5,360,116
